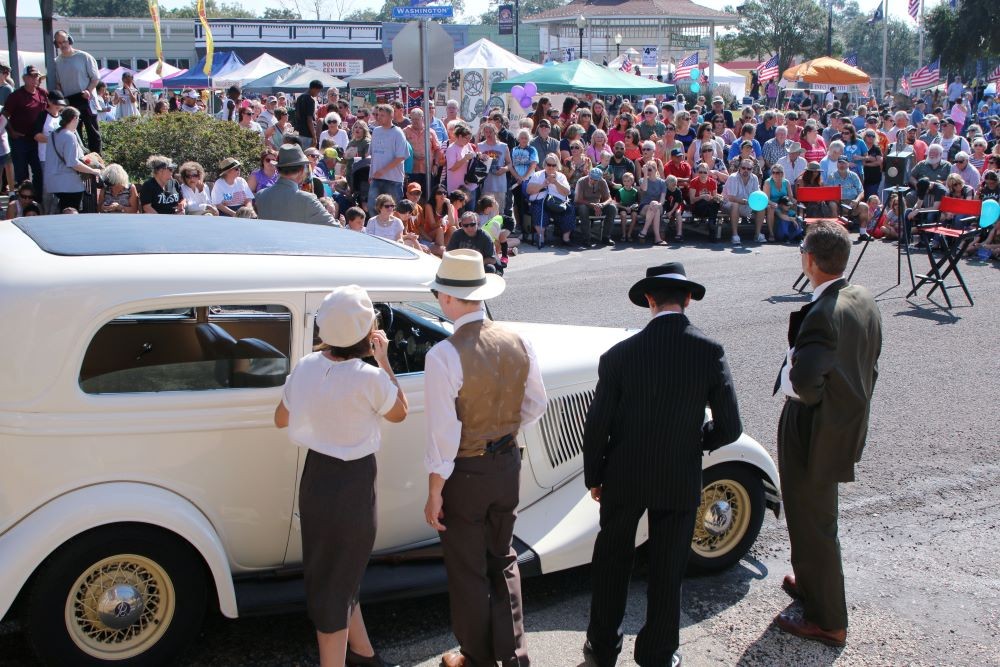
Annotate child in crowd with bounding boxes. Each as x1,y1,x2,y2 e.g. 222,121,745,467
395,199,428,252
864,194,882,236
875,193,900,240
773,196,803,242
344,206,366,232
365,194,404,242
617,172,640,241
476,196,518,268
663,175,686,242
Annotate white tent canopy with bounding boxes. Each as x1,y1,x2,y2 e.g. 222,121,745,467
700,63,746,100
347,61,402,89
214,53,290,88
453,38,541,75
133,61,184,87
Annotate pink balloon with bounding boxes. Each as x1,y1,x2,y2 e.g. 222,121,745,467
523,82,538,97
511,85,525,98
519,95,533,109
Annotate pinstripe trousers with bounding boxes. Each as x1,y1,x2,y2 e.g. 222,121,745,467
587,501,696,667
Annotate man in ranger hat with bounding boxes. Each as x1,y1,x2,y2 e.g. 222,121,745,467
423,249,547,667
582,262,743,667
255,143,340,226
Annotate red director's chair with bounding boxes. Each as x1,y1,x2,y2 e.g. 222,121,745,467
907,196,982,308
791,186,850,292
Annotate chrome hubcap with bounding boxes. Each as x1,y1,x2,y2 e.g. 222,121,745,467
692,479,751,558
702,499,733,536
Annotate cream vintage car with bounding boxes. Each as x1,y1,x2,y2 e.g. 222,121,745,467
0,215,780,666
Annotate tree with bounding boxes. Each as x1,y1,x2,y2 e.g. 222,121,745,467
925,0,998,74
840,16,917,90
724,0,827,72
161,0,257,19
53,0,149,17
262,7,302,19
477,0,566,25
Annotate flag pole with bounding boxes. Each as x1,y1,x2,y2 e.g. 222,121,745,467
918,0,924,68
880,0,888,97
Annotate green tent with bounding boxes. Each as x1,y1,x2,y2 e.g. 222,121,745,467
491,59,676,96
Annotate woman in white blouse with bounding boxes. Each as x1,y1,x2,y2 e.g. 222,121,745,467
319,112,349,150
274,286,406,667
178,161,217,215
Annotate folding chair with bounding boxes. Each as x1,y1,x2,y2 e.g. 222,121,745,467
791,186,849,291
907,196,982,308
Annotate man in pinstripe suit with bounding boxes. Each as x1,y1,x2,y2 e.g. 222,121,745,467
582,262,743,667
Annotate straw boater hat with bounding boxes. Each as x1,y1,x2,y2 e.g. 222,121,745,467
628,261,706,307
427,249,505,301
217,157,241,176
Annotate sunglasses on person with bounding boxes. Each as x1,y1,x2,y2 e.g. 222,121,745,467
18,193,32,199
772,169,783,174
956,160,966,165
545,161,558,167
739,166,751,171
460,222,478,228
327,119,339,124
642,148,653,152
571,146,582,150
697,169,709,174
382,204,395,209
644,111,655,116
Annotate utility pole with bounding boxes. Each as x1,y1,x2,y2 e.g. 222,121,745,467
514,0,520,56
917,0,924,67
826,0,833,57
880,0,888,97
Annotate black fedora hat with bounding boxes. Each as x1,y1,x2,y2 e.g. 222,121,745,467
628,262,706,307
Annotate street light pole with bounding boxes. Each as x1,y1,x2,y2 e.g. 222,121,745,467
576,15,587,61
615,32,622,57
826,0,833,56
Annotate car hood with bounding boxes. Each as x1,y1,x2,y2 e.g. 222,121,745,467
498,321,634,390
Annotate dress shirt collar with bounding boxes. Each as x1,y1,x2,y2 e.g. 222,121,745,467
811,276,844,302
653,310,682,319
452,308,486,331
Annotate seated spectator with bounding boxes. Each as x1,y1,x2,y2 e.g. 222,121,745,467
526,152,575,249
343,206,366,232
696,144,729,187
969,138,989,172
6,180,37,219
713,114,738,146
824,156,869,237
728,140,763,181
140,155,185,215
978,169,1000,202
247,150,279,193
874,193,900,241
663,175,686,242
420,187,455,256
97,164,139,214
688,163,722,224
637,141,665,179
237,107,263,136
574,167,617,247
623,128,643,162
178,161,216,216
909,144,951,189
393,198,426,252
636,161,667,245
819,140,845,183
761,125,790,170
365,193,404,242
777,142,808,189
800,124,828,163
950,152,980,189
727,123,762,162
616,171,640,240
212,158,254,216
722,158,764,247
446,211,501,273
904,177,947,246
763,164,793,240
940,173,975,229
772,196,803,243
586,129,611,165
664,147,692,188
606,141,637,188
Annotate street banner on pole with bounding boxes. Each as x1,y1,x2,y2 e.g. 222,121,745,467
498,4,514,35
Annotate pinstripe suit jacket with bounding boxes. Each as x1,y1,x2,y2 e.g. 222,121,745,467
583,312,743,509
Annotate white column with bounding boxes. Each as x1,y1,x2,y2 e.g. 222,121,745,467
657,20,664,79
708,22,716,90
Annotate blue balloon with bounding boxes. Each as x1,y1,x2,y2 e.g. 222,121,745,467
690,81,701,94
748,190,769,212
689,68,700,81
981,198,1000,228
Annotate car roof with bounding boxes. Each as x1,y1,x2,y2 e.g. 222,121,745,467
11,215,414,259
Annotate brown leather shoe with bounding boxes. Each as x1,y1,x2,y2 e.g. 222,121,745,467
440,652,467,667
773,611,846,647
782,574,803,600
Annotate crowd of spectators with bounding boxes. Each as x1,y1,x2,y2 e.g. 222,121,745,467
3,57,1000,263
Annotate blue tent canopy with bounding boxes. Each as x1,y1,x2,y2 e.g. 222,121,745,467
164,52,245,89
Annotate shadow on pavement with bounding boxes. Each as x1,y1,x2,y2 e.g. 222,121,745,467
735,603,844,666
894,302,962,325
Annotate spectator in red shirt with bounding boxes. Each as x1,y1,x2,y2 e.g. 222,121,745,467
664,148,692,189
2,66,47,195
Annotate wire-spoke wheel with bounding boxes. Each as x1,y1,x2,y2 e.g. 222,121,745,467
26,524,206,666
688,464,766,573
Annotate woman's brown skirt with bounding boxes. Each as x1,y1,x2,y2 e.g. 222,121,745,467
299,449,377,633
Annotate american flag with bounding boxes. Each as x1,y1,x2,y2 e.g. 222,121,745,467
674,53,699,81
900,71,910,94
842,53,858,68
757,54,779,81
909,58,940,88
908,0,920,21
989,64,1000,83
620,54,633,74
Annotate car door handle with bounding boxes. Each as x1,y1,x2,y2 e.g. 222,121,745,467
136,342,153,361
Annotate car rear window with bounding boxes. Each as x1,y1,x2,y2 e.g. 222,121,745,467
13,215,415,259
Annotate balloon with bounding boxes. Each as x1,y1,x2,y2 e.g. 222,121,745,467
981,199,1000,228
748,190,769,212
519,95,532,109
511,85,525,98
524,82,538,97
690,81,701,94
689,68,700,81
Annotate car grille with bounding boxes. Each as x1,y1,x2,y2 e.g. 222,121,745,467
538,390,595,468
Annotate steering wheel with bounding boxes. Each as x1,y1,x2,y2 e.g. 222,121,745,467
374,303,394,336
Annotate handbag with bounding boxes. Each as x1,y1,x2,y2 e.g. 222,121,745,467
544,194,569,216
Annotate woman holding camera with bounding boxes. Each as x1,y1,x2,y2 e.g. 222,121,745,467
274,285,407,667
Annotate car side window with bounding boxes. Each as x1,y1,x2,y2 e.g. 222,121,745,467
311,301,452,376
79,305,292,394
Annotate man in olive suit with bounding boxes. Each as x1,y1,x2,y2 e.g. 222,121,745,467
773,220,882,647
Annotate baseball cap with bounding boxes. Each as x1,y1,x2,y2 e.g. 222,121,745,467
406,182,422,193
942,117,956,126
740,140,753,149
47,90,67,106
23,65,40,77
184,90,199,100
712,96,724,104
670,148,683,156
266,96,278,103
589,167,604,180
323,148,339,159
837,155,849,163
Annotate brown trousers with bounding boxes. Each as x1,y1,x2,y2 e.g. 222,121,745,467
440,446,528,667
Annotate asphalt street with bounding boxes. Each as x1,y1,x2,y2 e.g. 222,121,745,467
2,234,998,666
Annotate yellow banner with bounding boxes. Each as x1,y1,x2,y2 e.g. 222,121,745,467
197,0,214,77
148,0,163,75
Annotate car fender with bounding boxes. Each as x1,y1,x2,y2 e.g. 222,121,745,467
514,436,781,576
0,482,238,621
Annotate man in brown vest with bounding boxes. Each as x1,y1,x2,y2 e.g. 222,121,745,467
424,249,547,667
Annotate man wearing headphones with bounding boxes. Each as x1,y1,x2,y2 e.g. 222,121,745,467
51,30,101,153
